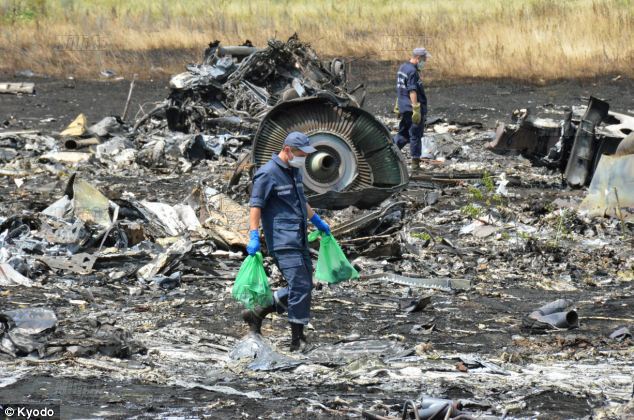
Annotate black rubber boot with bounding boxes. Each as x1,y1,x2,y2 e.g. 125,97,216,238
241,304,275,335
289,322,307,352
410,158,421,172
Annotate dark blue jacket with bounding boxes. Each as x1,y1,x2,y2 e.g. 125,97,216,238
249,155,309,252
396,61,427,114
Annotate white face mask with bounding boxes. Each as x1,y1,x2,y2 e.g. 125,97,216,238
288,151,306,168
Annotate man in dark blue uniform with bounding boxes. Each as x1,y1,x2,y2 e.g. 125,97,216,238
393,47,430,171
242,131,331,352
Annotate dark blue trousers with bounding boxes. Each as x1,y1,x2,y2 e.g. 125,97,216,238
271,250,313,325
393,111,424,159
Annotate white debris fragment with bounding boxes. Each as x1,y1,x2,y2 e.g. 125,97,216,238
0,263,34,287
496,172,509,196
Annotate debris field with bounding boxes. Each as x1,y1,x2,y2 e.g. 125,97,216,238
0,37,633,419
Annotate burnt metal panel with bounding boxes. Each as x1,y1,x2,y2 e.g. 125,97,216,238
564,96,610,187
487,110,571,170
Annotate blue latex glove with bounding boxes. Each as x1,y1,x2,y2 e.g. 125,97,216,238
246,230,260,255
310,213,331,236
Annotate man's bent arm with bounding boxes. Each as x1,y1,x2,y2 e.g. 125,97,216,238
249,207,262,231
306,204,315,219
409,91,418,106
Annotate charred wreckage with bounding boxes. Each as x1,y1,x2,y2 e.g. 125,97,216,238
135,35,408,210
1,35,633,419
488,95,634,220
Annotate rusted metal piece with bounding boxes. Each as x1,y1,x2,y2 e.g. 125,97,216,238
227,152,254,188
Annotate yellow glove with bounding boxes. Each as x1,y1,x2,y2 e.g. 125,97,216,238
393,99,399,115
412,103,422,125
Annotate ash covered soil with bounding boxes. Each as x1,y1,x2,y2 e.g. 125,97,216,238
1,73,633,419
2,73,634,131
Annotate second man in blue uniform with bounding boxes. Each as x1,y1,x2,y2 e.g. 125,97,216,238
394,47,430,171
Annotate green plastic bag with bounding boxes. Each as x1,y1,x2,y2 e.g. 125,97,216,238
232,252,273,309
308,231,359,284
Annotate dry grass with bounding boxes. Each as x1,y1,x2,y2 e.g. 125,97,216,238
0,0,633,81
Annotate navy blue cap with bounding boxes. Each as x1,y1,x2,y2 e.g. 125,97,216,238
283,131,316,153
